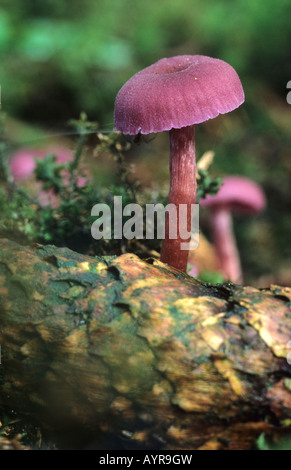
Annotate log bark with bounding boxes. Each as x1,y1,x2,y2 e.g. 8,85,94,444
0,238,290,450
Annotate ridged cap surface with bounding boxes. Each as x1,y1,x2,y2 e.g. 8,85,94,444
114,55,245,135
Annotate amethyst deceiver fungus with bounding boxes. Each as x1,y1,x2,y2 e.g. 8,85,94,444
114,55,245,272
201,176,266,283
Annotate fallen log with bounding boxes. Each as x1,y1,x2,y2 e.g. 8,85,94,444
0,238,290,450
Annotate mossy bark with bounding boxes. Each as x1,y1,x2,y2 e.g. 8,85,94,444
0,238,290,450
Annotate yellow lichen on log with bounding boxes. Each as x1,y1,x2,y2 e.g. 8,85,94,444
0,238,290,450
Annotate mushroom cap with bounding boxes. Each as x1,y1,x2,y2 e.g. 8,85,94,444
114,55,245,135
10,149,43,180
200,176,266,214
10,146,74,180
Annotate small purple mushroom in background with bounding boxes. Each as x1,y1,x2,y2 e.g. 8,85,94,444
114,55,244,272
10,146,88,207
10,146,74,181
10,148,44,180
200,176,267,284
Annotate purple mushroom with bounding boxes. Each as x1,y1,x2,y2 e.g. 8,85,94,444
10,146,88,207
10,146,75,181
114,55,244,272
10,148,44,180
200,176,267,283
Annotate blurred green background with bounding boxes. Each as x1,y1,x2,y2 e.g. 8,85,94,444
0,0,291,285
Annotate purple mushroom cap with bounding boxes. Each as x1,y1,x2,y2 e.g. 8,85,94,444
114,55,245,135
10,146,75,181
201,176,267,215
10,149,43,180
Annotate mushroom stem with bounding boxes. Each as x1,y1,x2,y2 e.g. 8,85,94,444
211,207,243,283
160,125,196,272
